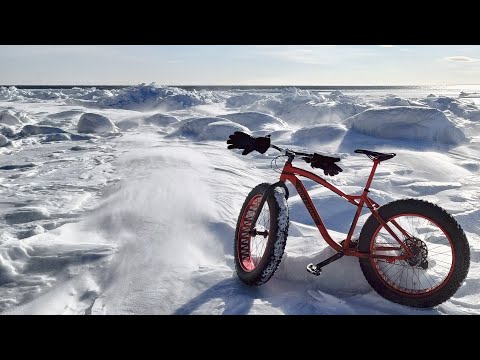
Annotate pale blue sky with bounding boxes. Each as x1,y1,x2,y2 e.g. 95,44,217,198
0,45,479,85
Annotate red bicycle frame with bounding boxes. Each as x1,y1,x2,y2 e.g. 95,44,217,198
279,160,414,260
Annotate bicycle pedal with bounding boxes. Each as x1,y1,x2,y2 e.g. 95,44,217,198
306,263,322,276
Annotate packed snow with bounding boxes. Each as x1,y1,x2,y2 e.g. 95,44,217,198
346,107,466,145
0,135,10,147
1,83,480,315
77,113,117,134
291,124,348,146
167,117,250,141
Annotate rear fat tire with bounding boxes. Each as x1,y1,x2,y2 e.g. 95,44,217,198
234,183,289,286
358,199,470,308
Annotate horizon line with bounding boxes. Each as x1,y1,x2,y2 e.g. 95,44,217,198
2,84,479,89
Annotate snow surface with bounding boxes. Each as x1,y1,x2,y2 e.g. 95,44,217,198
291,124,348,146
220,111,288,132
1,84,480,315
77,113,117,134
0,110,23,126
0,134,10,147
167,117,250,141
346,106,466,145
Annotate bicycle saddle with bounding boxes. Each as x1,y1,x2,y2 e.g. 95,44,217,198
354,149,396,162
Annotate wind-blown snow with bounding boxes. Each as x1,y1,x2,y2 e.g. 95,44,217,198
1,84,480,315
247,93,367,127
144,113,179,127
168,117,249,141
291,124,348,146
347,106,466,145
221,111,288,131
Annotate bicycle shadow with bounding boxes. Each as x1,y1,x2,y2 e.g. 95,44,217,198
173,277,257,315
173,274,442,315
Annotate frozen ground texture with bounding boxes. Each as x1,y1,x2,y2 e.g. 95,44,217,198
1,83,479,315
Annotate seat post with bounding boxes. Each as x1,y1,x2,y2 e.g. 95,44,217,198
364,159,380,192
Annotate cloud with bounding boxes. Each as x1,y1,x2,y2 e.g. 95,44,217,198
251,45,376,65
444,56,480,63
379,45,394,48
252,46,330,65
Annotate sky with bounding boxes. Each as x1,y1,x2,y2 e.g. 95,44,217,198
0,45,479,86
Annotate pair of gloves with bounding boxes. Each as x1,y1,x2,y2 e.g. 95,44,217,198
226,131,342,176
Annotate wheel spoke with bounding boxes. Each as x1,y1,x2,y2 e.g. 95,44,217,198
371,213,454,295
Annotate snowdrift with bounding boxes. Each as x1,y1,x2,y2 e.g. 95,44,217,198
0,110,23,126
372,95,424,107
226,93,266,108
144,113,179,127
290,124,348,146
421,96,480,121
225,93,266,108
168,117,249,141
115,118,143,130
221,111,288,131
0,126,15,138
347,106,466,145
95,83,216,111
0,84,222,112
246,90,367,127
77,113,117,133
20,125,68,137
0,134,10,147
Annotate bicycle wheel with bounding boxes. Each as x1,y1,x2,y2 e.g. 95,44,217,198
234,183,289,286
358,199,470,308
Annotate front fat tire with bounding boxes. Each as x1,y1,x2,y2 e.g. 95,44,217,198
234,183,289,286
358,199,470,308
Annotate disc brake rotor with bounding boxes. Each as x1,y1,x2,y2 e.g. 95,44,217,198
404,237,429,269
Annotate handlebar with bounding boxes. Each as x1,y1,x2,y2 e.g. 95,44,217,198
270,143,394,164
270,144,313,162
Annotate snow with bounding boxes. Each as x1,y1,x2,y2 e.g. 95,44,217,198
0,134,10,147
347,106,466,145
291,124,348,146
1,85,480,315
144,113,179,127
221,111,288,131
0,110,23,126
115,118,142,130
226,93,266,108
94,83,214,111
20,125,68,137
77,113,117,133
42,133,72,142
247,96,366,127
4,207,50,224
460,91,480,98
0,125,15,138
421,96,480,121
372,94,425,107
168,117,249,141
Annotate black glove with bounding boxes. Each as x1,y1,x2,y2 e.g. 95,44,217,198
303,153,343,176
226,131,271,155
